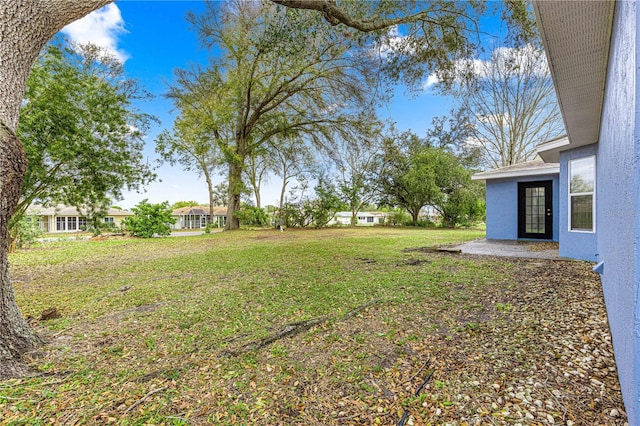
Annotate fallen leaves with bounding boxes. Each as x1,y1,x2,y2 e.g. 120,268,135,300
1,230,628,424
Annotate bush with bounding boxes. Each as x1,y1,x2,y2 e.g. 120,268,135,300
123,199,176,238
13,215,43,248
235,204,269,227
387,209,410,226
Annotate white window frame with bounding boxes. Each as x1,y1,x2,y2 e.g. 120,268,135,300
568,155,596,233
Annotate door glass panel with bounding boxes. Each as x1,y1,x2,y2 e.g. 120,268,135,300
525,187,545,234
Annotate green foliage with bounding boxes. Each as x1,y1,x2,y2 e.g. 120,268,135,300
439,181,486,228
235,204,269,227
212,182,229,207
15,37,156,229
380,130,484,227
123,200,176,238
278,178,346,228
309,178,346,228
333,136,383,226
13,215,43,249
170,2,379,228
386,209,410,226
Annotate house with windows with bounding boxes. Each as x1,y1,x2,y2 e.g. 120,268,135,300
472,143,599,261
171,206,227,230
328,211,388,226
26,204,133,233
477,1,640,421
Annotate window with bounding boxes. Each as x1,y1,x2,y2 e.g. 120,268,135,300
56,217,66,231
79,217,87,230
67,217,77,231
367,216,374,223
104,217,114,224
569,156,595,231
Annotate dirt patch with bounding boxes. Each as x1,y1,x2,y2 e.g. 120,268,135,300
528,241,560,252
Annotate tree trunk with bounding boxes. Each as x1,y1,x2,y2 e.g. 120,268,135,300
204,169,214,226
226,160,243,230
255,188,261,210
410,208,419,224
0,0,112,377
0,124,40,378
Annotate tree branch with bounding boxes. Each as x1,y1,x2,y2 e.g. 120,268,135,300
270,0,434,32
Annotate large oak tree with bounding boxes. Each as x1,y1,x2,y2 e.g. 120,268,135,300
0,0,113,379
0,0,533,375
170,1,379,229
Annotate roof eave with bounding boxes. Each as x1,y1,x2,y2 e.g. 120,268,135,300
533,1,615,152
472,165,560,182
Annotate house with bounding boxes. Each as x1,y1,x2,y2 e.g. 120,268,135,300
328,211,388,226
26,204,133,233
471,157,562,244
171,205,227,230
476,1,640,421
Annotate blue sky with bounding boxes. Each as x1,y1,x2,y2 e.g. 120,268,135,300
58,1,492,209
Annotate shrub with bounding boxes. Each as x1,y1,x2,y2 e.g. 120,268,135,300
13,214,43,249
123,199,176,238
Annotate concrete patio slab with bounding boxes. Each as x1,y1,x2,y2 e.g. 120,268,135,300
453,239,567,260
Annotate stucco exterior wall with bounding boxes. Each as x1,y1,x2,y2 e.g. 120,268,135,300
485,174,559,241
558,145,598,261
596,1,638,421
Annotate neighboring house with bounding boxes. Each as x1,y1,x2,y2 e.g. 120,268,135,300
475,2,640,422
26,204,133,233
172,206,227,230
328,211,388,226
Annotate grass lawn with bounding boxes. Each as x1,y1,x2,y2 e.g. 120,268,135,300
0,227,626,425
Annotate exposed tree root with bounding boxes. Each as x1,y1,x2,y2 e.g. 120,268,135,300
0,360,36,380
221,298,383,357
221,317,328,357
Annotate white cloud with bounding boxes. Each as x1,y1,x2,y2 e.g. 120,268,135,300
421,44,549,92
421,74,441,90
61,4,128,63
375,25,416,58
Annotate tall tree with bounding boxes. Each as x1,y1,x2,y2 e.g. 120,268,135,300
243,148,272,209
170,1,377,229
156,118,223,223
331,136,383,226
425,108,479,168
272,1,537,90
15,40,156,238
0,0,112,379
271,137,317,214
452,45,563,168
380,131,483,226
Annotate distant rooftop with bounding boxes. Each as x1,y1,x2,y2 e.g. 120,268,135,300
27,204,133,216
172,206,227,216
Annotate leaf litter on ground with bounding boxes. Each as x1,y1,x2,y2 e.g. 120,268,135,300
0,228,628,425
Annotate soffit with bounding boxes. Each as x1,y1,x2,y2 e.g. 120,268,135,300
533,1,615,150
